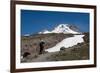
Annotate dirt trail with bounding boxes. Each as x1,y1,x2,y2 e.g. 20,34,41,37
28,49,71,62
31,52,55,62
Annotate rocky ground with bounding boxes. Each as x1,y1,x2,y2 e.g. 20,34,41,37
21,32,89,63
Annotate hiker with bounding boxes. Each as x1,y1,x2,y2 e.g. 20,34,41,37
23,52,30,58
39,40,45,54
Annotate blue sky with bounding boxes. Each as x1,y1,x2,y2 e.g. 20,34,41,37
21,10,89,35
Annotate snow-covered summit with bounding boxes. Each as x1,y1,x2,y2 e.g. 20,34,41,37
39,24,81,34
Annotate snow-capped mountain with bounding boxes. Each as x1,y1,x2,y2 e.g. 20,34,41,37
39,24,81,34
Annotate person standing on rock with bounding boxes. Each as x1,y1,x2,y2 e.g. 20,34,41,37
39,40,45,54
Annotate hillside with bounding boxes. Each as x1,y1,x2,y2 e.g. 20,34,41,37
21,33,74,60
21,32,89,62
46,32,89,61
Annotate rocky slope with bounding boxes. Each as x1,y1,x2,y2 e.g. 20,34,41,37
21,32,89,62
21,33,74,61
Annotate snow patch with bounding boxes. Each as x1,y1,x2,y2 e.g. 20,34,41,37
24,34,30,36
45,35,84,52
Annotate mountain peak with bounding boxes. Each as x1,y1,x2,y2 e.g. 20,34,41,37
39,24,81,34
56,24,69,28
